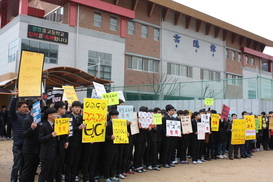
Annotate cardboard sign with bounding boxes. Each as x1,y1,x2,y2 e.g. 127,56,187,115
82,98,107,143
117,105,134,121
46,89,64,105
18,50,45,97
54,118,70,135
245,115,256,140
204,98,214,105
197,123,205,140
62,86,78,105
201,114,210,132
231,119,246,145
130,112,139,135
138,112,154,128
32,101,41,124
153,114,162,125
221,104,230,121
269,117,273,130
166,120,181,137
211,114,220,131
112,119,129,144
93,82,106,96
101,92,119,106
181,116,192,134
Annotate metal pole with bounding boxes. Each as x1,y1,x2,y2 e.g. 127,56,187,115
98,57,101,78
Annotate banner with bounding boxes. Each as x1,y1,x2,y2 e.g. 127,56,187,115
211,114,220,131
32,101,41,124
231,119,245,145
166,120,181,137
245,115,256,140
112,119,129,144
181,116,192,134
138,112,154,128
221,104,230,121
204,98,214,105
130,112,139,135
46,89,64,105
54,118,70,135
269,117,273,130
82,98,107,143
153,114,162,125
101,92,119,105
197,123,205,140
18,50,45,97
201,114,210,132
93,82,106,96
62,86,78,105
117,105,134,121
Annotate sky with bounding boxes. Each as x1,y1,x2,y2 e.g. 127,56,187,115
173,0,273,55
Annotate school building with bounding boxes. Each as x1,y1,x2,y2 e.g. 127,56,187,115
1,0,273,111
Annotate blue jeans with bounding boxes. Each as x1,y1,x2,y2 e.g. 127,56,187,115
10,145,23,182
218,142,227,155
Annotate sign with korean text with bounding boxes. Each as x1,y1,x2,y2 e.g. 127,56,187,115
221,104,230,121
166,120,181,137
201,114,210,132
32,101,41,124
130,112,139,135
245,115,256,140
28,24,68,44
138,112,154,128
211,114,220,131
18,50,44,97
117,105,134,121
269,117,273,130
93,82,106,96
112,119,129,144
91,89,101,99
46,89,64,105
231,119,246,145
197,123,205,140
181,116,192,134
101,92,119,106
204,98,214,105
153,114,162,125
82,98,107,143
62,86,78,105
54,118,69,135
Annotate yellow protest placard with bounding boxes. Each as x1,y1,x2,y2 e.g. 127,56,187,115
18,50,45,97
258,116,262,130
82,98,107,143
153,114,162,125
101,92,119,105
231,119,245,145
62,86,78,105
54,118,70,135
211,114,220,131
245,115,256,140
204,98,214,105
112,119,129,144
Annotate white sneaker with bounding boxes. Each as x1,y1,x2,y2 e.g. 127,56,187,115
118,174,125,179
75,176,79,181
217,155,224,159
197,159,202,164
192,161,197,164
147,165,153,170
222,154,228,158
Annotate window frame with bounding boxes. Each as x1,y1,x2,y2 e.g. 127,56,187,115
94,11,102,27
141,25,148,38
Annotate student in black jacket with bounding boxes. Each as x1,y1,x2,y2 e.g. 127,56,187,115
38,107,58,182
189,112,200,164
21,102,40,182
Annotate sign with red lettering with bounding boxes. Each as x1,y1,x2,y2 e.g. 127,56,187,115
221,104,230,121
166,120,181,137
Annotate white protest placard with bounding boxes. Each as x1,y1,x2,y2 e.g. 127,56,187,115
197,122,206,140
117,105,134,121
138,112,153,128
181,116,192,134
117,91,126,102
201,114,210,132
166,120,181,137
93,82,106,96
91,89,101,99
131,112,139,135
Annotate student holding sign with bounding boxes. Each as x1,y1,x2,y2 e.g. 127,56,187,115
228,113,241,160
261,112,269,150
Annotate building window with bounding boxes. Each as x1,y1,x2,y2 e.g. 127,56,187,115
251,57,255,66
141,25,148,38
45,7,64,22
21,39,58,64
154,28,160,41
200,69,220,80
226,74,242,86
232,51,235,61
238,53,241,62
225,49,229,59
110,16,118,31
245,55,249,64
127,55,159,73
128,21,134,35
262,59,268,71
167,63,192,78
8,39,18,63
88,51,112,81
94,12,102,27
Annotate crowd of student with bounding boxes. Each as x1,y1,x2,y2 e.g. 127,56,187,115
5,91,273,182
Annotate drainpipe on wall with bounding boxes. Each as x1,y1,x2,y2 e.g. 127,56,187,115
75,4,80,68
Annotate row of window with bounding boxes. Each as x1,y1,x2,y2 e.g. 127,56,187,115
226,49,256,66
200,69,221,80
167,63,192,78
226,74,242,86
